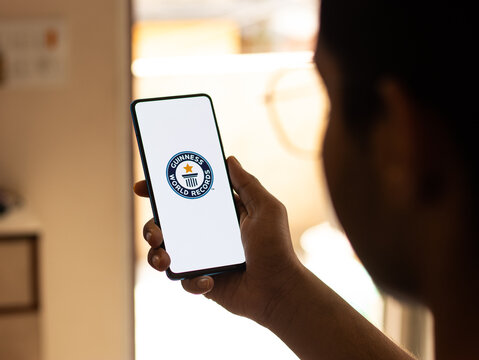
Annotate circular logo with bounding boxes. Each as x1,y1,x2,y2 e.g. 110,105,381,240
166,151,214,199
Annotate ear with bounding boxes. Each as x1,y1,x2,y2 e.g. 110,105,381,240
372,79,451,209
370,80,420,209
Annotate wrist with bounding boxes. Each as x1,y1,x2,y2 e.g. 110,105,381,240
254,259,309,328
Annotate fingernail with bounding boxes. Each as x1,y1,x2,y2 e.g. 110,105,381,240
145,231,152,243
152,255,161,269
197,277,210,290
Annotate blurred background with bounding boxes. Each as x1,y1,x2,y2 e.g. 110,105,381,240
0,0,433,359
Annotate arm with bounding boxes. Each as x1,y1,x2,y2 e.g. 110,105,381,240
262,266,414,360
135,156,414,360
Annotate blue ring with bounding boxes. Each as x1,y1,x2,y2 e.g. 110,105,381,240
166,151,214,199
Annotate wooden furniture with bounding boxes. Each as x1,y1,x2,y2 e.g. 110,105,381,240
0,208,41,360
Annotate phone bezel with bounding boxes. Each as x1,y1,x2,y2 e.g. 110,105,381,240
131,93,246,280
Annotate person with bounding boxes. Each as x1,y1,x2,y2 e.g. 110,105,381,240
134,1,478,359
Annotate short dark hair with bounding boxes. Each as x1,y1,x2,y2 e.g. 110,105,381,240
319,1,476,151
319,0,479,224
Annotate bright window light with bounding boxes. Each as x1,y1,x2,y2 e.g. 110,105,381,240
131,52,314,77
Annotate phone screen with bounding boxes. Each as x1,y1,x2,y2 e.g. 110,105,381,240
131,94,245,279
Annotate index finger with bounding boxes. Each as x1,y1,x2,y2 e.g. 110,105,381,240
133,180,149,197
227,157,270,213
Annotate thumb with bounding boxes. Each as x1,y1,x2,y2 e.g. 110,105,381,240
227,156,269,213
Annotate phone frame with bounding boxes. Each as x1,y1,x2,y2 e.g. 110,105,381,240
131,93,246,280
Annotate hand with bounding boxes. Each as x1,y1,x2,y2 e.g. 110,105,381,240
135,156,415,360
134,156,305,324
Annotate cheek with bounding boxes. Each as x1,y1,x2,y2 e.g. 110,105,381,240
322,114,365,243
322,116,412,293
322,114,373,250
320,90,418,295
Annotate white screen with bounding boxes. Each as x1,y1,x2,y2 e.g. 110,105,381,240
134,95,245,275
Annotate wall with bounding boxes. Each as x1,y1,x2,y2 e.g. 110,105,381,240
0,0,133,359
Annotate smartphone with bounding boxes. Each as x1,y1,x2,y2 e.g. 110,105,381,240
131,94,246,280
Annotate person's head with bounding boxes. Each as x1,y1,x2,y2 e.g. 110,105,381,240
315,1,477,304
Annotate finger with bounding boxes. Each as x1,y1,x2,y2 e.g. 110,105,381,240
227,156,270,213
147,247,171,272
143,218,163,248
133,180,149,197
181,276,214,295
233,193,248,224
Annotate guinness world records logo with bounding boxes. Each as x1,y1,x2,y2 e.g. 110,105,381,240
166,151,214,199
